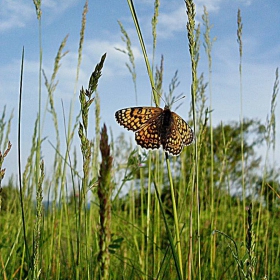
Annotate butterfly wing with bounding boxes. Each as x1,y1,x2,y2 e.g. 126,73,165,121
163,112,193,155
135,117,161,150
172,112,193,146
115,107,163,132
162,122,184,155
115,106,193,155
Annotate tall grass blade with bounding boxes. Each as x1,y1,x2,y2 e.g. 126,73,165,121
126,0,158,106
154,181,183,280
202,7,216,276
185,0,201,279
237,8,246,244
17,47,31,268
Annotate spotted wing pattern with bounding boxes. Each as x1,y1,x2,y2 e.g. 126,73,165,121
172,112,193,146
163,112,193,155
135,116,161,150
115,107,163,131
115,106,194,156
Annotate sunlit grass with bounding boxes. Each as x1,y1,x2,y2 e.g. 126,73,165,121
0,0,279,279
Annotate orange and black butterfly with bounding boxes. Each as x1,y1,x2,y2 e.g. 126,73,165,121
115,105,193,156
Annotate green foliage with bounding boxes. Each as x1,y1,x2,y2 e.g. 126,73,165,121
0,178,20,213
0,1,279,280
198,119,265,190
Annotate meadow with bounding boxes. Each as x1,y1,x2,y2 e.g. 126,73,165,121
0,0,279,279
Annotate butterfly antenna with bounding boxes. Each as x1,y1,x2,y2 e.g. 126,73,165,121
172,95,185,110
174,95,185,104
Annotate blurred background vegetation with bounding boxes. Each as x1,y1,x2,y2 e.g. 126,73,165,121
0,0,279,279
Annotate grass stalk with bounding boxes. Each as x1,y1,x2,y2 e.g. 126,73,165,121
126,2,185,278
62,0,88,202
165,153,183,279
33,0,43,204
116,21,138,105
151,0,160,72
93,91,101,178
256,67,279,277
145,154,152,278
185,0,201,279
1,2,280,279
126,0,158,106
245,204,256,280
213,229,244,279
78,53,106,278
154,181,183,280
17,47,31,270
0,107,14,154
237,9,247,244
31,4,44,276
202,6,216,276
41,37,70,278
0,142,12,209
97,124,113,279
33,160,44,279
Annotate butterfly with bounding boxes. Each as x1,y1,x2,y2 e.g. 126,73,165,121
115,106,193,156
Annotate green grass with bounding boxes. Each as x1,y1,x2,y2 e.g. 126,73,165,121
0,0,279,279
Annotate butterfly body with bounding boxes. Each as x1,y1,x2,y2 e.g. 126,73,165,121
115,106,193,156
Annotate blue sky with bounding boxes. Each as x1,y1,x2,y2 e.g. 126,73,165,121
0,0,279,183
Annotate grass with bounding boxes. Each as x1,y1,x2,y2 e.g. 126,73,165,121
0,0,279,279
